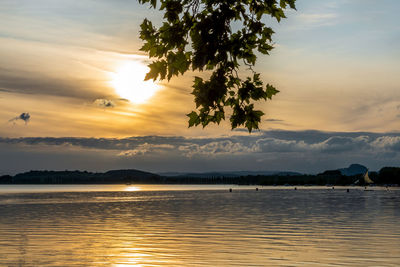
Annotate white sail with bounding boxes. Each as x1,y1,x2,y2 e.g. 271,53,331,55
364,171,374,184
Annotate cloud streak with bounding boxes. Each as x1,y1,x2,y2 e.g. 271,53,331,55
297,13,337,25
94,99,115,108
1,130,399,156
0,130,399,174
0,68,111,101
8,112,30,124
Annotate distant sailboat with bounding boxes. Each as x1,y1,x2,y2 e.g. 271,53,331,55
354,171,374,187
363,171,374,191
363,171,374,184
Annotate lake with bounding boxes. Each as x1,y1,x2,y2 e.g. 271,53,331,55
0,185,399,266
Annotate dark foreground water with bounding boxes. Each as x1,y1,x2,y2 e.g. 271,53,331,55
0,185,399,266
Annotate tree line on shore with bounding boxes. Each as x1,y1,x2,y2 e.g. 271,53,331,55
0,167,399,186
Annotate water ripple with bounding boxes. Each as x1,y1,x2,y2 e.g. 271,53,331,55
0,186,399,266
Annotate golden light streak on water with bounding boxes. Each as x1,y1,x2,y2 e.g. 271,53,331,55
0,185,399,266
124,186,140,192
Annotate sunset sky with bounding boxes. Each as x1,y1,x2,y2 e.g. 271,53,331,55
0,0,399,175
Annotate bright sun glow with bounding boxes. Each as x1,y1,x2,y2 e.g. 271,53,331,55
124,186,140,192
111,61,159,104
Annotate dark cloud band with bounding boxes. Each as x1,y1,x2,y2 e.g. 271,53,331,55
0,130,399,156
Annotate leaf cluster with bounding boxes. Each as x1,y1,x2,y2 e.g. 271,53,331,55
139,0,296,132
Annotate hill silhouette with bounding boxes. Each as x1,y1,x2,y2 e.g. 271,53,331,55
0,165,398,185
6,169,159,184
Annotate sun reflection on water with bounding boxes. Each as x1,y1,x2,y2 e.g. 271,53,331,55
0,188,399,266
124,186,140,192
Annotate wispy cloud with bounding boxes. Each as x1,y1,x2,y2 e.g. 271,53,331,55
0,130,399,174
118,144,174,157
178,140,257,157
1,130,399,156
265,118,284,122
264,118,292,127
94,99,115,108
0,70,107,100
297,13,338,26
8,112,30,124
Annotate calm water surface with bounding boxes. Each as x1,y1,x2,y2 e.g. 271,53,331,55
0,185,399,266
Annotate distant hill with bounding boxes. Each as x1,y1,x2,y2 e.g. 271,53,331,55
10,169,160,184
317,164,368,177
104,169,159,179
1,165,398,186
159,170,301,178
338,164,368,176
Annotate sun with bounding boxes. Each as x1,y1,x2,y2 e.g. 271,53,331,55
110,61,160,104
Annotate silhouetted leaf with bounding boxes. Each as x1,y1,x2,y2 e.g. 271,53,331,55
187,111,200,127
266,84,280,100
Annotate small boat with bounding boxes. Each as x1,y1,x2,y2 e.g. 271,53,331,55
363,171,374,191
363,171,374,184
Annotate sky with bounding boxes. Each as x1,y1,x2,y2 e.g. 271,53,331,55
0,0,399,175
